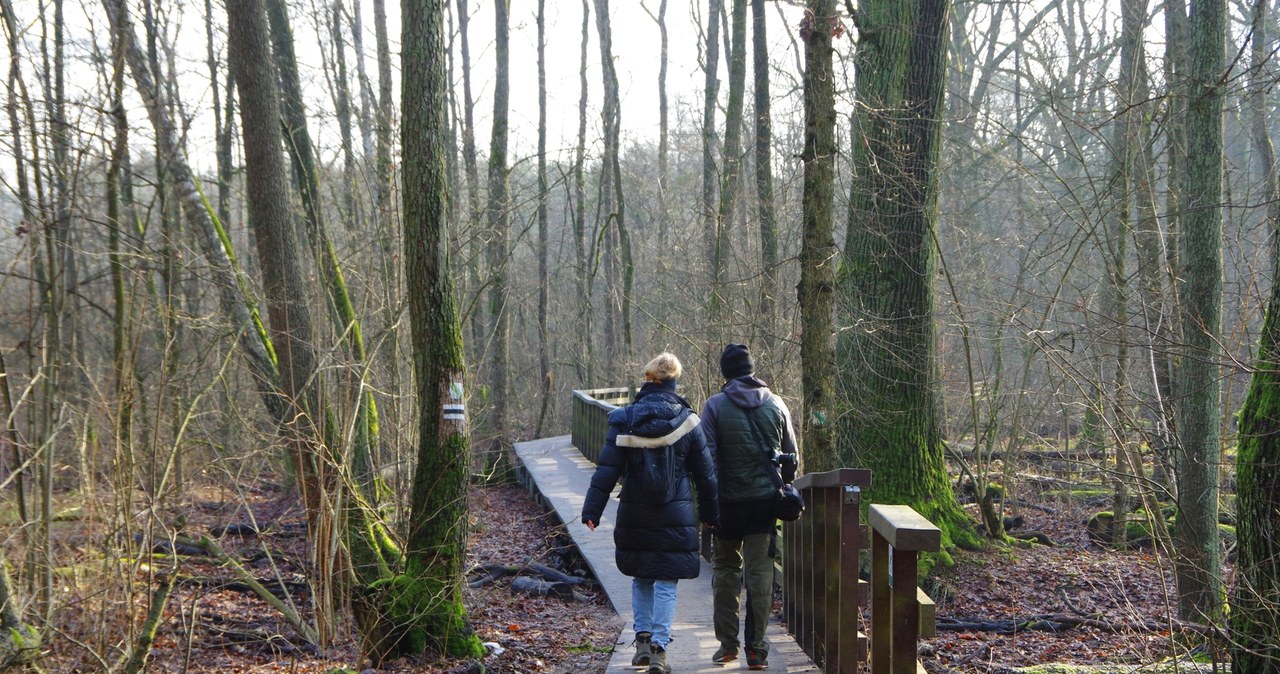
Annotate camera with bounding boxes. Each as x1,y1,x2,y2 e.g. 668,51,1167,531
773,452,798,483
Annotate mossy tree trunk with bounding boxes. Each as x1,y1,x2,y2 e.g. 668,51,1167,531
384,0,486,661
0,548,39,667
798,0,837,473
259,0,396,590
835,0,979,562
1230,1,1280,669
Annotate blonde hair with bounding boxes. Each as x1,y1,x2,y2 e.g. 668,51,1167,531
643,352,683,382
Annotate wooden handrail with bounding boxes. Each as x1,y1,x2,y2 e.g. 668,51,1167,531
570,388,631,463
869,504,940,674
781,468,872,673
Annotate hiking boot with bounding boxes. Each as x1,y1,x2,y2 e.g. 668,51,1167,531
711,646,738,664
631,632,652,667
647,645,670,674
746,650,768,670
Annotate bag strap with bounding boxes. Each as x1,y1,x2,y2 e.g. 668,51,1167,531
735,400,786,490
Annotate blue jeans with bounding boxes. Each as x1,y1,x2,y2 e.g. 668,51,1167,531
632,578,678,648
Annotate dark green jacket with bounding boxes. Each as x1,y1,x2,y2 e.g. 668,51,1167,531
700,376,799,503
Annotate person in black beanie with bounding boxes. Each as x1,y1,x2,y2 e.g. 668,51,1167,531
699,344,799,670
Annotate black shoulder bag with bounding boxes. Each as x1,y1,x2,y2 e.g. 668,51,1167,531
741,403,805,522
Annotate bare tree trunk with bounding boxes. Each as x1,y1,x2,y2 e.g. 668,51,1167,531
455,0,485,354
752,0,777,355
712,0,746,326
226,0,334,642
573,0,593,386
373,0,393,218
331,0,360,232
594,0,632,369
701,0,722,330
1172,0,1225,623
534,0,552,437
798,0,837,472
485,0,511,465
1102,0,1145,549
643,0,671,247
205,0,230,226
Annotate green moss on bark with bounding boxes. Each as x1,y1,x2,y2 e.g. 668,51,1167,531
0,625,41,666
360,566,484,664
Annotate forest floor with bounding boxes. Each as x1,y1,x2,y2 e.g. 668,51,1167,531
36,480,1211,673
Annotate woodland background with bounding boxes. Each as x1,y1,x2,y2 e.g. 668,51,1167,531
0,0,1278,670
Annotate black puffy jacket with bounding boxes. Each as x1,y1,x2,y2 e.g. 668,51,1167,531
581,381,719,580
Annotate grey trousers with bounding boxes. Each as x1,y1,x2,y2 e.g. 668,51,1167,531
711,532,773,655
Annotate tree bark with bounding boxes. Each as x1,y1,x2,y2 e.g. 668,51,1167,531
752,0,777,353
573,0,593,386
701,0,722,316
226,0,334,641
836,0,978,558
1172,0,1225,623
1231,0,1280,662
330,0,360,232
594,0,632,369
712,0,747,324
387,0,486,660
485,0,511,466
456,0,485,353
534,0,552,438
798,0,837,472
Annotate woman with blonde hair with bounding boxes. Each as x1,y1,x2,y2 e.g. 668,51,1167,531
582,353,719,674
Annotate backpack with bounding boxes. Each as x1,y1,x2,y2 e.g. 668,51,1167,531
634,443,678,506
616,404,699,506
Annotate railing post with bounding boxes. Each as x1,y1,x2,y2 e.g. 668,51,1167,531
870,524,890,674
869,505,941,674
838,485,863,673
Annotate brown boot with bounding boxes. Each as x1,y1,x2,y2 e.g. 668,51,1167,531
647,645,670,674
631,632,652,667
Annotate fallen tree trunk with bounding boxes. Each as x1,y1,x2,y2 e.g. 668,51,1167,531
182,535,319,646
936,614,1222,637
467,560,586,588
115,572,177,674
510,577,578,602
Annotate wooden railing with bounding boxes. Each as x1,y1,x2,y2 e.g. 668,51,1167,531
782,468,872,673
782,470,939,674
869,504,940,674
570,387,631,463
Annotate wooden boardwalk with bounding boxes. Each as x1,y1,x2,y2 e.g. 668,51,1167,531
513,435,819,673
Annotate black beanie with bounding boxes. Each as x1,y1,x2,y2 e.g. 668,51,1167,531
720,343,754,379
